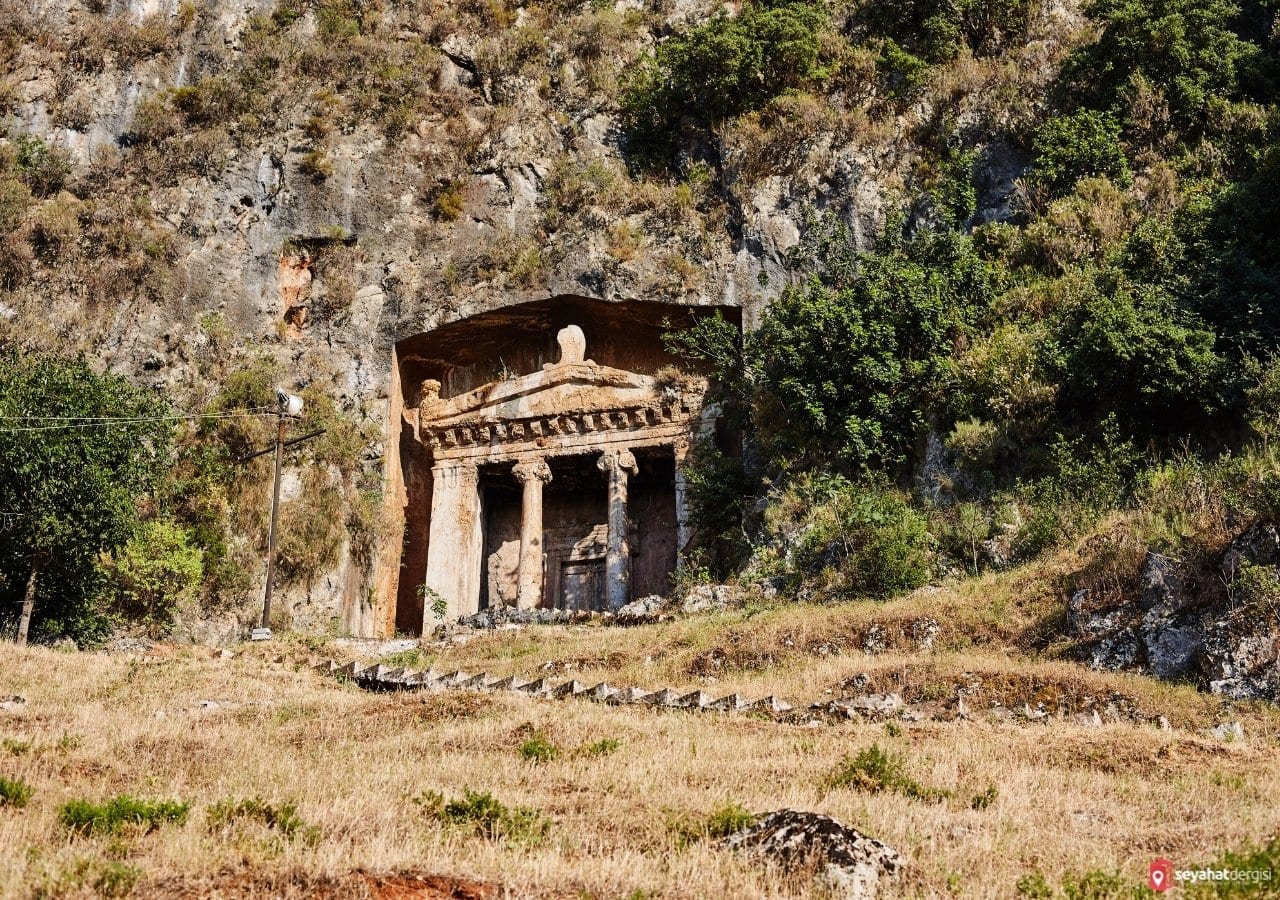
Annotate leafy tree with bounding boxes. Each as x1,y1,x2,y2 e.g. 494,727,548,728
1047,285,1223,440
749,219,993,474
1060,0,1265,138
0,353,170,645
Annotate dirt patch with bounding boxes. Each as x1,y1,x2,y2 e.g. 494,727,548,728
135,869,501,899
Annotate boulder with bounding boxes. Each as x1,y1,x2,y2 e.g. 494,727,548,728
680,583,744,615
722,809,901,899
616,595,670,625
1139,552,1186,611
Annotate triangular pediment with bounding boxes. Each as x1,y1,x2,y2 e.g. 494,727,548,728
421,362,660,428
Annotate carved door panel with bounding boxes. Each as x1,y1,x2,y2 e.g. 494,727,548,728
560,559,605,612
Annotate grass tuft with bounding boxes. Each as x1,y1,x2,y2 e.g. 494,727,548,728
970,784,999,810
206,796,316,841
669,802,756,848
581,737,622,756
424,787,550,847
518,734,560,763
58,795,189,835
827,745,951,802
0,776,32,808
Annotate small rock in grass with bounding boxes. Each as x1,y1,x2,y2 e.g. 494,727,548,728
723,809,900,899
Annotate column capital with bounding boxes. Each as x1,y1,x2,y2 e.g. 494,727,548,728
597,447,638,476
512,458,553,484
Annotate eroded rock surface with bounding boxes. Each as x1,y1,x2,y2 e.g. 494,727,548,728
1071,531,1280,700
722,810,901,900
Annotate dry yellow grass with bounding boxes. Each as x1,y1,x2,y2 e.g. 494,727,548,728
1,594,1276,900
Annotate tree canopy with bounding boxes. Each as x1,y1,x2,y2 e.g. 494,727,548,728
0,352,171,644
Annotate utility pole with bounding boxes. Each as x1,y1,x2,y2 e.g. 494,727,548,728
236,389,321,642
258,407,287,638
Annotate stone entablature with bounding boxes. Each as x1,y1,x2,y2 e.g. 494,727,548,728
415,323,711,625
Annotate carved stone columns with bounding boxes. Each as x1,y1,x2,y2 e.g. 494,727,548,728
512,458,553,609
423,462,483,626
597,448,638,611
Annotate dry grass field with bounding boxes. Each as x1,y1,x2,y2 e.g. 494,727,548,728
2,566,1278,899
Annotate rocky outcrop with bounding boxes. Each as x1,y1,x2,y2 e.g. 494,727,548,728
722,810,901,900
1070,525,1280,701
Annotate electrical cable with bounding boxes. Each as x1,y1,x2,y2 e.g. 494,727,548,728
0,408,278,433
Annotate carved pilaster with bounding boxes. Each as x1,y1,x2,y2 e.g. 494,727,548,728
423,462,482,624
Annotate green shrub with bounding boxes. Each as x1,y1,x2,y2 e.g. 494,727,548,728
749,218,991,475
106,518,203,632
432,787,549,846
857,0,1036,63
13,134,70,196
432,180,465,221
784,476,932,599
1187,836,1280,897
59,795,189,835
620,1,830,165
1060,0,1265,140
930,148,979,225
680,441,753,575
580,738,621,756
1049,287,1221,443
1032,109,1131,196
518,734,560,763
0,775,32,808
1016,872,1054,898
875,39,931,99
827,745,949,802
1060,869,1143,899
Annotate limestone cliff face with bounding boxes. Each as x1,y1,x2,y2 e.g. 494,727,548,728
0,0,1065,636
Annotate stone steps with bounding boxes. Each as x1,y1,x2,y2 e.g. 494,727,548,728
311,656,1185,730
316,658,796,717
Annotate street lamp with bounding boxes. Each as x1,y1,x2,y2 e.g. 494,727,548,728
249,389,304,642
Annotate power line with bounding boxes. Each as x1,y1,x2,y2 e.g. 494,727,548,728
0,409,278,434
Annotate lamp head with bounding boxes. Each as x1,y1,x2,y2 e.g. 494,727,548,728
276,388,304,417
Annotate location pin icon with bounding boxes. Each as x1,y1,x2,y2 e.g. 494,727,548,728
1149,858,1173,892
